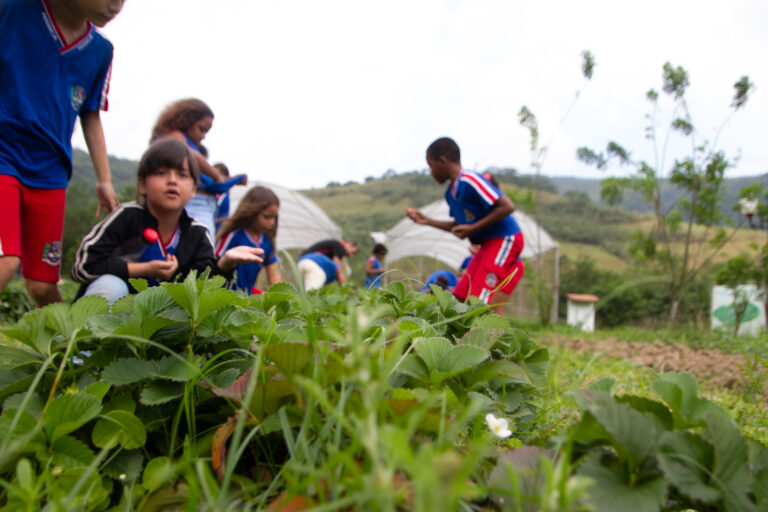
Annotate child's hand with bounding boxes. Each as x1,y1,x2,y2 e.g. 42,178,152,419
451,224,473,239
95,182,119,216
218,246,264,271
405,207,426,224
236,174,248,186
149,255,179,281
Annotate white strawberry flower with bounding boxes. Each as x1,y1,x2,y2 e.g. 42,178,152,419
485,413,512,438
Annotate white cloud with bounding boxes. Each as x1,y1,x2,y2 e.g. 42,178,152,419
73,0,768,189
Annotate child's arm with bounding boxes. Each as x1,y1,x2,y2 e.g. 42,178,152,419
451,195,515,239
127,258,178,281
81,111,119,216
333,256,347,284
266,263,282,285
365,258,385,274
405,207,456,232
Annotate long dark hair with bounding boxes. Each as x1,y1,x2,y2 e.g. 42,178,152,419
150,98,214,142
217,186,280,242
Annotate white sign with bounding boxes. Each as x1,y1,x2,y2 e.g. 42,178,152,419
711,284,765,336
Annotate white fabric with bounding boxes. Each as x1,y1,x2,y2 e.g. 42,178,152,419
382,200,558,269
297,258,327,291
228,180,342,250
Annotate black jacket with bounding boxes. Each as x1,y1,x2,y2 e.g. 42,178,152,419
72,202,232,291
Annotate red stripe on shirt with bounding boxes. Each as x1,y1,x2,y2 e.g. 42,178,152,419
460,171,499,205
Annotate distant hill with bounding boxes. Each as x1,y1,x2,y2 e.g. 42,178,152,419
546,173,768,224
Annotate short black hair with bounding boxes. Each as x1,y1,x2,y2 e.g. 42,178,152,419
426,137,461,163
373,243,388,255
138,138,199,185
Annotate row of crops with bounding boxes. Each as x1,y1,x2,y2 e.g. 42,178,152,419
0,271,766,510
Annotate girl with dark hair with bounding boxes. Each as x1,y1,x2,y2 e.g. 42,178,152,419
215,186,282,294
151,98,247,237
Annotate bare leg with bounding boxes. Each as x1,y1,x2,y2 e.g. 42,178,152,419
490,290,510,315
25,278,61,307
0,255,21,294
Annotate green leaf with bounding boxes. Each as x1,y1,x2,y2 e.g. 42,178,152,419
263,282,297,311
44,303,76,339
155,355,197,382
2,310,51,356
133,286,175,316
198,288,239,323
129,278,149,293
49,436,95,468
413,337,452,371
143,456,175,493
265,342,312,376
652,372,719,429
44,393,102,442
463,360,531,387
437,345,489,374
92,410,147,449
102,358,157,385
460,327,505,350
615,395,673,431
578,452,667,512
140,381,185,405
704,411,756,511
396,355,429,383
657,430,719,502
84,382,111,402
102,450,144,481
71,296,110,329
0,345,43,370
586,392,662,469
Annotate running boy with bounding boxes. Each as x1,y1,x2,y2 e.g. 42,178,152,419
405,137,524,314
72,139,263,305
0,0,125,306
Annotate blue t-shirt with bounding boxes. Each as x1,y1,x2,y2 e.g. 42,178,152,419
298,252,338,284
0,0,113,189
445,170,521,244
137,228,181,287
364,256,383,288
215,229,277,294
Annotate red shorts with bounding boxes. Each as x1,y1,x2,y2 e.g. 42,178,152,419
454,233,525,304
0,175,66,283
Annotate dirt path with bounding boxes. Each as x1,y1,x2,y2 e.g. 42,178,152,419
537,333,768,399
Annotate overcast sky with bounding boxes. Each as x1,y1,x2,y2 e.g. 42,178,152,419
73,0,768,190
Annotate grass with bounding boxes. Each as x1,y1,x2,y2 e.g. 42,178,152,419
541,344,768,446
559,242,629,272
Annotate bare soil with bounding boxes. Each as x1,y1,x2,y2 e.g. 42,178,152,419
538,334,768,400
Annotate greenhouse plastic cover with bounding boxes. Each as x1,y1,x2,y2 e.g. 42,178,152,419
383,200,558,269
228,181,341,250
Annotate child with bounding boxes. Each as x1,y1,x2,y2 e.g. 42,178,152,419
364,243,387,288
0,0,125,307
72,139,263,304
405,137,525,314
213,162,232,234
297,239,358,291
151,98,248,237
215,186,282,295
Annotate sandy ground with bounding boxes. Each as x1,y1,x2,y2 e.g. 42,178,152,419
538,334,768,400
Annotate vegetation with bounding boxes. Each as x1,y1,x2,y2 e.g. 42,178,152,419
578,63,754,321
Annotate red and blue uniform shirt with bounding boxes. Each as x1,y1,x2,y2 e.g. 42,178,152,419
215,229,277,294
0,0,113,189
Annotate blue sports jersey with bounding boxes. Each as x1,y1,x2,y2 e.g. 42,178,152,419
298,252,338,284
445,170,521,244
364,256,383,288
459,255,473,271
215,229,277,294
0,0,113,189
137,228,180,287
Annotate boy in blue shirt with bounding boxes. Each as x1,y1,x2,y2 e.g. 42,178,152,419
406,137,525,314
0,0,125,306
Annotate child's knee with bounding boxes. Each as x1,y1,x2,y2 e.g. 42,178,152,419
0,255,21,274
84,274,129,306
24,279,61,307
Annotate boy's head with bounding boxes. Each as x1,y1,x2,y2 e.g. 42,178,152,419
213,162,230,177
72,0,126,28
137,138,199,206
426,137,461,184
341,240,359,257
372,243,388,257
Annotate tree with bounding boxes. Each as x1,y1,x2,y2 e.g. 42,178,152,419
577,63,753,322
